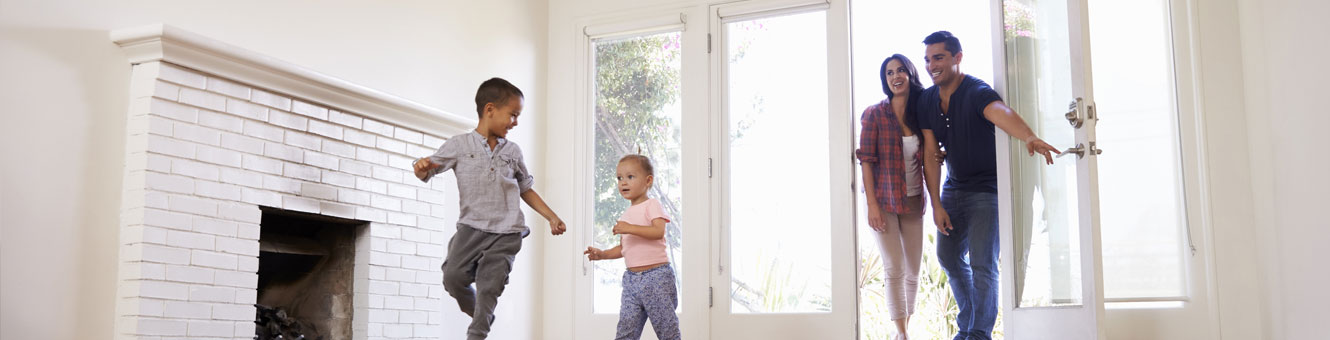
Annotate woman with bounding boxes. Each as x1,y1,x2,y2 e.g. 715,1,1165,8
855,54,927,340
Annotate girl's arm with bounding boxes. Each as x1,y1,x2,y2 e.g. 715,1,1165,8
612,218,667,240
585,245,623,260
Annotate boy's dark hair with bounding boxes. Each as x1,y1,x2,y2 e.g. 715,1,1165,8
922,31,963,56
618,154,654,176
474,77,524,118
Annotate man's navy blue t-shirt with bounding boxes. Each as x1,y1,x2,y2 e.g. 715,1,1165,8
917,74,1003,193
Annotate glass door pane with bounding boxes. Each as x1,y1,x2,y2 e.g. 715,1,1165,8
591,31,685,314
724,10,831,314
1003,0,1084,309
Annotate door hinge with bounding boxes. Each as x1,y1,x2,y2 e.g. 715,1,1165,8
708,158,713,178
707,33,712,53
709,286,714,307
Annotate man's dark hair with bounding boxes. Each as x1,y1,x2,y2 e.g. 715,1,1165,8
474,77,524,118
922,31,963,56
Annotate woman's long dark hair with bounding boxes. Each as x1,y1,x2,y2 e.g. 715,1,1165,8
879,54,924,132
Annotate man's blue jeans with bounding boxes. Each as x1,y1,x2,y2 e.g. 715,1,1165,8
937,189,1000,340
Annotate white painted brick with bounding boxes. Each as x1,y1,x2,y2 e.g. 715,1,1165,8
146,153,174,173
344,128,377,147
338,188,371,205
145,172,194,194
219,167,262,188
320,201,357,219
386,240,416,255
371,238,387,252
242,120,284,142
371,165,404,183
424,134,446,147
356,148,388,166
369,280,399,295
166,230,215,250
241,187,281,208
340,159,373,177
123,225,170,245
220,204,261,224
284,162,321,182
193,217,238,237
213,270,257,288
383,324,412,338
384,295,414,310
220,132,264,154
139,280,191,300
154,81,181,101
195,181,242,201
406,144,435,160
173,121,222,146
321,139,356,158
414,323,440,337
430,231,448,244
387,154,414,171
401,200,429,215
370,194,402,211
416,216,445,232
235,320,255,337
169,195,217,217
186,320,233,337
285,131,322,150
417,243,444,257
191,249,238,270
164,264,214,284
141,244,192,265
171,159,220,181
250,88,292,111
392,127,424,145
430,205,451,220
356,177,388,195
147,115,174,136
362,119,394,136
143,208,193,230
399,227,430,243
211,303,254,321
399,283,428,298
401,255,430,271
386,183,416,200
417,189,445,205
196,110,244,133
385,269,415,284
235,288,257,304
322,170,355,188
329,109,362,128
376,137,406,154
178,87,227,111
369,265,387,280
206,77,250,99
368,308,398,323
241,154,282,175
371,224,402,239
357,207,388,223
215,236,257,256
195,145,243,168
267,110,308,131
237,254,259,271
400,310,427,323
283,195,320,213
300,182,338,201
263,142,303,163
387,212,416,227
123,297,166,317
413,296,441,310
304,150,339,170
145,190,169,209
291,100,330,120
138,318,188,336
224,98,268,121
159,63,207,88
307,119,344,140
263,172,300,194
147,135,196,159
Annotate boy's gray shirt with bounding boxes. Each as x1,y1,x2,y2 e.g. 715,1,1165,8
422,131,535,235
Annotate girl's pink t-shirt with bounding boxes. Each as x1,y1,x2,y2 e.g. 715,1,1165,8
618,198,672,268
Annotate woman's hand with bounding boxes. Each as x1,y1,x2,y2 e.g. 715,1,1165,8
867,207,886,232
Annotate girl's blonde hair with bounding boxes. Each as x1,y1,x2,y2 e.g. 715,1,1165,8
618,154,654,176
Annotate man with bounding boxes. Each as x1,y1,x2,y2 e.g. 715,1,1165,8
916,30,1059,340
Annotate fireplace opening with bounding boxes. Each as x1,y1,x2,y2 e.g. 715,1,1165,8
256,207,366,340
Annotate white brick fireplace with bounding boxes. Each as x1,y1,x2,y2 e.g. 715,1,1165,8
110,24,474,339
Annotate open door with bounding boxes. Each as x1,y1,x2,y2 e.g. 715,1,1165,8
996,0,1107,338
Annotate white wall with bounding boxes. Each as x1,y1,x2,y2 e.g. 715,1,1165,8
0,1,548,339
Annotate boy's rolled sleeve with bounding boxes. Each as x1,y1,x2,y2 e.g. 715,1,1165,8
422,139,461,182
514,154,535,193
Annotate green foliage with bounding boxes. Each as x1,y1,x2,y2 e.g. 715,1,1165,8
858,233,1004,340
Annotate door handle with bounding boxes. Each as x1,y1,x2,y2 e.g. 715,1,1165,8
1056,142,1103,160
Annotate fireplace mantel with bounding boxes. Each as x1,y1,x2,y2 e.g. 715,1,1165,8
111,24,474,138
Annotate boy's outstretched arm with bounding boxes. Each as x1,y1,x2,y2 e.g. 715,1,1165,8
520,189,567,235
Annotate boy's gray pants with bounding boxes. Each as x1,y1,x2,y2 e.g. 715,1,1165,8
442,226,523,340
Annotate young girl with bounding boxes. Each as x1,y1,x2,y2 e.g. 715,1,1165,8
584,155,679,340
